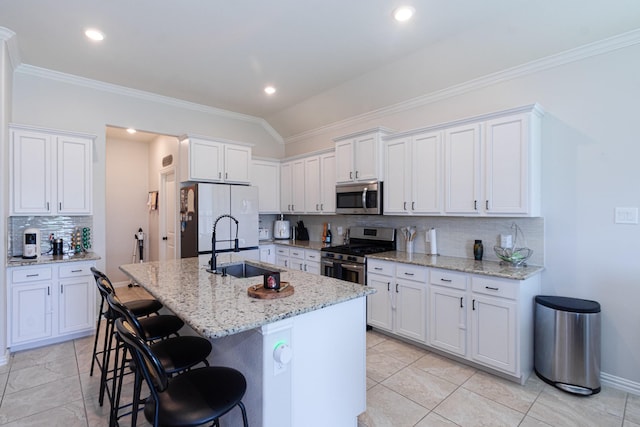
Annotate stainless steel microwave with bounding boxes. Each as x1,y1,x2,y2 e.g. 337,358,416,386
335,181,383,215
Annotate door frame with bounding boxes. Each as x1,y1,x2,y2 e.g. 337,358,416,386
159,165,178,261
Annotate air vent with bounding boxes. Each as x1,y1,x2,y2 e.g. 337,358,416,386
162,155,173,167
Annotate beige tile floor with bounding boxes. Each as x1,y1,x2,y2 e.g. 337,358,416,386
0,285,638,427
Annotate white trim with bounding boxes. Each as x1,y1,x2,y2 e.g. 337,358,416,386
0,349,9,366
601,371,640,396
284,28,640,145
14,64,285,145
0,27,21,70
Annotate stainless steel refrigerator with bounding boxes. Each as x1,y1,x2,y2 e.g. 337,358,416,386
180,183,259,259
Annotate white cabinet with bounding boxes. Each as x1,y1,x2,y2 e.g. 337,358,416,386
275,246,290,268
10,125,94,216
384,131,442,215
278,247,321,274
259,244,276,264
304,250,321,275
8,261,96,350
334,128,393,184
366,260,427,342
179,135,251,184
304,153,336,214
444,123,482,215
252,159,280,213
429,269,468,356
280,159,305,213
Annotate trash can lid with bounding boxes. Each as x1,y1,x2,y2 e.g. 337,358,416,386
535,295,600,313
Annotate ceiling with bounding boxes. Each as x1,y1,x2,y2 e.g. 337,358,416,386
1,0,639,139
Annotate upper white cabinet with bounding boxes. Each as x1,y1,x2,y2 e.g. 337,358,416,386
444,123,482,215
252,159,280,213
304,152,336,214
334,128,394,184
179,135,251,184
280,159,305,213
384,130,443,215
10,125,94,216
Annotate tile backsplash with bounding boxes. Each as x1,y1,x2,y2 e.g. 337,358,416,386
8,216,93,257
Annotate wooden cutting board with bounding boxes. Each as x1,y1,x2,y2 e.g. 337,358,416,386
247,282,294,299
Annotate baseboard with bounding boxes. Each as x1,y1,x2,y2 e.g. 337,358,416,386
601,371,640,396
0,348,10,366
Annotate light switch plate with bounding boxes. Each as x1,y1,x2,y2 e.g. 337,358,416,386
615,207,638,224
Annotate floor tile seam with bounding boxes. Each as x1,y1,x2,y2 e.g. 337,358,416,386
439,384,528,424
379,371,459,413
73,339,92,427
0,396,87,426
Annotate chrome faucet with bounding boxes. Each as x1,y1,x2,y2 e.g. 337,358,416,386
208,214,240,274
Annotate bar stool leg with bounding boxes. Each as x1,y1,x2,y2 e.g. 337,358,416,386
90,297,106,376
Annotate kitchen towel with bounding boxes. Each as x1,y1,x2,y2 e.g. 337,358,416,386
427,228,438,255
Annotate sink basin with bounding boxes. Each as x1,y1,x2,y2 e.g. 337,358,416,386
220,262,276,278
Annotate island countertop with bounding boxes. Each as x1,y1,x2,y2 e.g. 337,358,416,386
119,255,374,339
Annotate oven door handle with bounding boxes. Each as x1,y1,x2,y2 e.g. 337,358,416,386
340,264,363,271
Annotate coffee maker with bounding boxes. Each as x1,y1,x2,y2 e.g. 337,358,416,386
23,228,41,259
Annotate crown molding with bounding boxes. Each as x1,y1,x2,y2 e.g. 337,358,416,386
14,64,284,144
0,27,21,70
284,28,640,145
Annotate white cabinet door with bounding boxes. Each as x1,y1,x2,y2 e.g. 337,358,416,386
252,160,280,213
320,152,336,213
58,277,93,334
353,134,378,182
259,245,276,264
57,134,93,215
304,156,321,213
395,279,427,343
10,129,52,214
470,294,518,374
280,162,293,213
189,138,224,182
429,286,466,356
291,159,305,214
484,114,529,215
412,131,442,214
335,140,354,183
366,274,393,332
224,144,251,184
383,137,410,214
11,282,53,345
444,123,481,215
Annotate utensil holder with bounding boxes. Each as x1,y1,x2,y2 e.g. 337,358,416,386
406,240,414,254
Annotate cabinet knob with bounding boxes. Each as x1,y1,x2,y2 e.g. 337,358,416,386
162,236,168,241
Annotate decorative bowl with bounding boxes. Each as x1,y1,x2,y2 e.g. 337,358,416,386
493,246,533,267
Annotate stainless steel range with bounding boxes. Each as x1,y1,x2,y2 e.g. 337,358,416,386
321,226,396,285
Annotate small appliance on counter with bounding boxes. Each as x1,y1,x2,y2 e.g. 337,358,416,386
274,214,291,240
258,227,270,240
23,228,41,259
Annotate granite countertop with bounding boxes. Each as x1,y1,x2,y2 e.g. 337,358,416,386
119,254,373,340
6,252,101,267
263,240,329,251
368,251,543,280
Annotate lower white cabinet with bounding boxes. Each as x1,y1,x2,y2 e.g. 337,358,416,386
8,261,96,350
429,269,468,356
273,245,321,275
367,260,427,343
259,244,276,264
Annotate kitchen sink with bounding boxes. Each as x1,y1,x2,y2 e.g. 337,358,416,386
220,262,276,278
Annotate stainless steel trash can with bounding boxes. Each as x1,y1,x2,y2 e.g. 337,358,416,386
534,295,601,395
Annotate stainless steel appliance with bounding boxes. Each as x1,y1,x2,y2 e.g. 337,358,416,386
23,228,41,259
179,183,259,259
335,181,383,215
321,226,395,285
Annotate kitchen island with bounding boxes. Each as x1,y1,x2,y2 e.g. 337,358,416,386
120,254,373,427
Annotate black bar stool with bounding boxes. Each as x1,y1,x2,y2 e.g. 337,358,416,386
115,318,249,427
89,267,163,377
107,293,213,427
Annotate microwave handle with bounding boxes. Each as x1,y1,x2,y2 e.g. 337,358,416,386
362,188,367,212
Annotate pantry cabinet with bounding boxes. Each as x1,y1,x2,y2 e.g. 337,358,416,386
10,125,94,216
334,128,394,184
179,135,252,184
252,159,280,213
384,130,442,215
7,261,96,351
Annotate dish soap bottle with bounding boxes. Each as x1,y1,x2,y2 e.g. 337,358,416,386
473,240,484,260
325,223,332,245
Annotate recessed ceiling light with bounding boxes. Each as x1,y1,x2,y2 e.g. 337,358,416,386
264,86,276,95
126,128,137,134
393,6,415,22
85,28,105,41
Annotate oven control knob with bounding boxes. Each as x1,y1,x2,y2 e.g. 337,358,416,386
273,342,292,365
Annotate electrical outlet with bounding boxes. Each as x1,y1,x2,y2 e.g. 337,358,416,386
615,207,638,224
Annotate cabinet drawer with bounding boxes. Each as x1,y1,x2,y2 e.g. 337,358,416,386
471,276,518,300
396,264,427,282
367,260,394,277
305,250,320,262
59,263,92,278
289,249,304,259
11,267,53,283
275,247,290,256
430,269,467,290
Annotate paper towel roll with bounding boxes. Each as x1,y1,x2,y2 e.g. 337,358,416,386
428,228,438,255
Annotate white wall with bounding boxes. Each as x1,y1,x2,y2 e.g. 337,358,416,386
105,136,150,284
284,44,640,386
